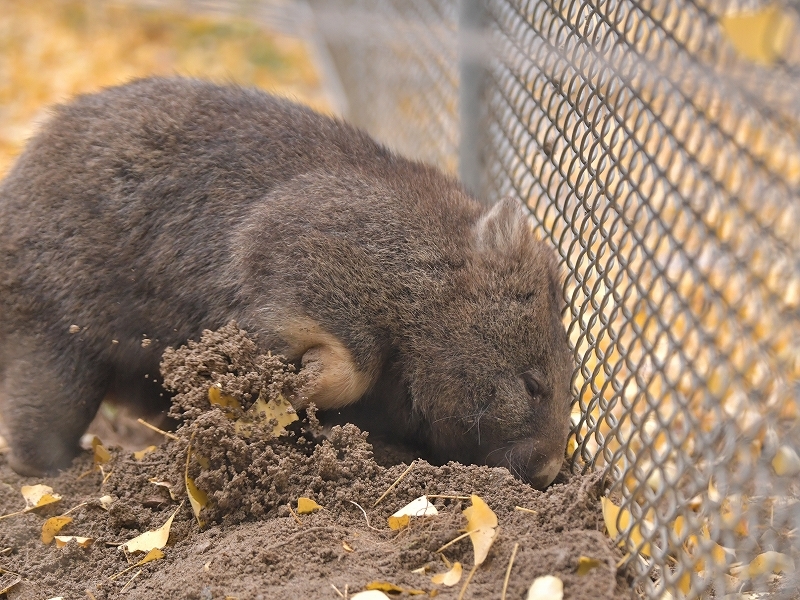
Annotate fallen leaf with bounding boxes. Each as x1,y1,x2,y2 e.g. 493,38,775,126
350,592,390,600
365,581,426,595
42,516,73,544
133,446,158,461
527,575,563,600
122,505,180,553
92,436,111,465
54,536,93,548
21,484,62,509
297,497,323,514
235,392,298,437
747,551,795,577
462,495,498,566
720,5,792,65
186,477,208,527
772,445,800,476
149,479,179,501
576,556,601,576
388,495,438,530
601,497,651,556
431,562,462,586
99,495,115,510
342,541,354,552
208,385,242,410
137,548,165,565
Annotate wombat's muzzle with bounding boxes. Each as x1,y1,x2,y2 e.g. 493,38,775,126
485,438,564,490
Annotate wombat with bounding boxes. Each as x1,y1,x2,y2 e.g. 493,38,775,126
0,77,573,488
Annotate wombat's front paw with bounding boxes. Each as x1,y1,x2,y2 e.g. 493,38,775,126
299,344,372,410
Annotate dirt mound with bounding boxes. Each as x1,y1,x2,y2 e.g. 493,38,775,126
0,323,632,599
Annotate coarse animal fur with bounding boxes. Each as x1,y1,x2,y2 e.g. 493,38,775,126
0,78,573,488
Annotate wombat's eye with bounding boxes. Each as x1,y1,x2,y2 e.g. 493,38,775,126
521,371,543,400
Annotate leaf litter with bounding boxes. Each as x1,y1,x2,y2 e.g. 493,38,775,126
0,322,633,598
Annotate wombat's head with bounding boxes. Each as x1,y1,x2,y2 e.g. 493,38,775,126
410,197,573,489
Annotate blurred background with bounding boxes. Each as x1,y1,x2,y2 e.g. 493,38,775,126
2,1,799,598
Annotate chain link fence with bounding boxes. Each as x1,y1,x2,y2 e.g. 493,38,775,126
308,1,800,597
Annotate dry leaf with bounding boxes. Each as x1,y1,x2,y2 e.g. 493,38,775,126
747,551,795,577
21,484,61,509
186,477,208,527
42,516,73,544
462,495,498,566
342,541,354,552
133,446,158,461
601,497,651,556
772,445,800,476
527,575,563,600
388,495,437,530
208,385,241,409
235,392,298,437
122,505,180,553
431,562,462,586
720,5,792,65
149,479,179,501
54,536,93,548
92,436,111,465
137,548,165,565
99,495,115,510
576,556,601,576
350,592,391,600
297,497,323,514
365,581,426,595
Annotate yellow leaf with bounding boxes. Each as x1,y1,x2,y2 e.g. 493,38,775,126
133,446,158,461
136,548,165,565
365,581,426,595
350,592,391,600
772,445,800,476
186,477,208,527
21,484,61,509
99,495,115,510
527,575,563,600
149,479,179,501
42,516,73,544
247,392,299,436
601,497,651,556
462,495,498,566
720,5,793,65
92,436,111,465
388,495,437,529
54,536,93,548
388,514,410,530
431,562,462,586
122,505,180,553
208,385,241,411
342,541,354,552
747,551,795,577
297,497,323,514
576,556,601,576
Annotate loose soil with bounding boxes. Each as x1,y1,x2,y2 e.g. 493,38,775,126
0,323,633,599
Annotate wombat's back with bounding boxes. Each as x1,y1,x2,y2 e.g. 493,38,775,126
0,79,571,487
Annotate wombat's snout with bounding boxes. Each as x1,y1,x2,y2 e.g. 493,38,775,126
484,437,567,490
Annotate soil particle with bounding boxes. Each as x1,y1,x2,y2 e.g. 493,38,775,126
0,322,633,599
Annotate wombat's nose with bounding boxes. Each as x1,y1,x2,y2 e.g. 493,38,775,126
486,440,564,490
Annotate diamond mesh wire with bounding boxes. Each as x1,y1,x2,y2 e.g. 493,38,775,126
313,0,800,598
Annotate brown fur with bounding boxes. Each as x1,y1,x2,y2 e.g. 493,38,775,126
0,78,572,488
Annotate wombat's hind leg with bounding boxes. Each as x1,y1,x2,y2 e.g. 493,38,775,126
0,348,108,476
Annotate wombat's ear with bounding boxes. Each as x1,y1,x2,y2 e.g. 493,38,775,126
472,196,534,253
